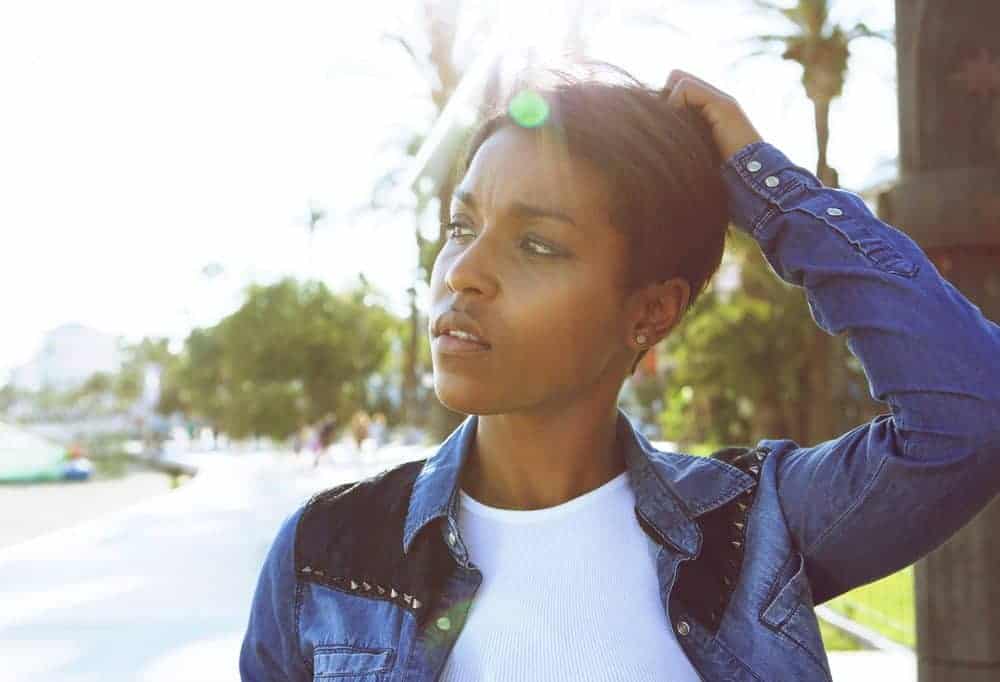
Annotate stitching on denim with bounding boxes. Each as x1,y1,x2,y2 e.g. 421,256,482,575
771,178,804,203
312,644,395,678
295,579,310,675
711,630,766,682
751,205,779,238
770,603,834,680
761,553,798,624
405,506,451,557
750,179,805,237
685,457,755,515
730,148,778,203
802,450,891,560
758,555,834,679
780,203,920,278
400,607,420,681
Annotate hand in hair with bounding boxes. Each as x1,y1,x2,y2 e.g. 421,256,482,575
663,69,764,162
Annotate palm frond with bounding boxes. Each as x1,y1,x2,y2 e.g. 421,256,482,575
753,0,830,37
382,33,424,69
732,48,783,64
627,12,689,36
751,0,793,14
845,22,894,45
736,33,795,44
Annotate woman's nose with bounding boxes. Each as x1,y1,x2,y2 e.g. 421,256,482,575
444,233,499,298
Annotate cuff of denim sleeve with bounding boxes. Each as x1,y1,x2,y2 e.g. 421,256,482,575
720,141,817,237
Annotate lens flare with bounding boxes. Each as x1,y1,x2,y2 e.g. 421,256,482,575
508,90,550,128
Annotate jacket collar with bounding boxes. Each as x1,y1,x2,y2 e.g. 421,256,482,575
402,408,755,559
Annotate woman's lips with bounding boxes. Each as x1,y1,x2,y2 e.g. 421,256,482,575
433,334,491,354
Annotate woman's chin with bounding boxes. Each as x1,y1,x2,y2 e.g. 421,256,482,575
433,377,501,415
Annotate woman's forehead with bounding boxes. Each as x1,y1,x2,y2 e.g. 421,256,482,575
457,126,611,217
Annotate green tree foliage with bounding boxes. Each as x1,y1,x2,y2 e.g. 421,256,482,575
69,371,116,414
659,229,886,450
160,326,226,430
162,278,396,442
0,383,23,415
110,336,175,409
694,0,896,446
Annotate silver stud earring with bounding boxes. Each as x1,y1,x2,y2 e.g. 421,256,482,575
635,333,648,345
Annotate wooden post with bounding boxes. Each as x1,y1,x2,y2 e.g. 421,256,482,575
885,2,1000,679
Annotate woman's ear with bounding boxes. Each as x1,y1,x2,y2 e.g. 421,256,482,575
628,277,691,349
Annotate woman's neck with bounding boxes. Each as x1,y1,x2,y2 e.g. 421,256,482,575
459,401,626,511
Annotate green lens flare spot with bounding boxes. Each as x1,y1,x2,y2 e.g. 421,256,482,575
508,90,550,128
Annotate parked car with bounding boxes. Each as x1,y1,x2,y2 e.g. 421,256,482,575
0,422,93,483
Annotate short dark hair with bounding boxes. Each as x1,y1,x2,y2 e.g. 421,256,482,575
461,60,731,373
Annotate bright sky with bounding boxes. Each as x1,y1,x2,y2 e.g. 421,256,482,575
0,0,897,378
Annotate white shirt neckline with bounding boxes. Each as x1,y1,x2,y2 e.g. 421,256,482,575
458,469,630,524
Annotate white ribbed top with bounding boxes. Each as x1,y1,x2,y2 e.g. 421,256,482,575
438,470,702,681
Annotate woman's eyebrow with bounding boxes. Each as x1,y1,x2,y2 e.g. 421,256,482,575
509,201,577,227
452,189,577,227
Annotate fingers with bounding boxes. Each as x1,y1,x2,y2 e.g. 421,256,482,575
663,69,736,109
661,69,762,160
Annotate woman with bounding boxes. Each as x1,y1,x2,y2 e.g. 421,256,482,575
240,62,1000,681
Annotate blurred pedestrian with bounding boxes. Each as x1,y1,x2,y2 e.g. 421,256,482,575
349,411,370,453
292,424,307,456
369,412,388,448
312,416,337,469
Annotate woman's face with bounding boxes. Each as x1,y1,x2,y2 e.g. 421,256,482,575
428,125,635,415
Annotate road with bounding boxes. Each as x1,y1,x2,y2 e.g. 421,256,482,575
0,470,175,550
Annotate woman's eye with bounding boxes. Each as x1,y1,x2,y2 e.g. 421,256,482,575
444,221,561,257
522,238,559,256
445,221,475,240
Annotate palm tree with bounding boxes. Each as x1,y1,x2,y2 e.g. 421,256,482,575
743,0,893,187
303,200,326,278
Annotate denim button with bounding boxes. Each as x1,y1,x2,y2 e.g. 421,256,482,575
826,207,843,216
746,160,762,172
764,175,780,187
447,530,457,546
436,616,451,631
676,620,691,636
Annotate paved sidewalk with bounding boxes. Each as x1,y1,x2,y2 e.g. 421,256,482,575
0,444,914,681
828,650,916,681
0,445,428,682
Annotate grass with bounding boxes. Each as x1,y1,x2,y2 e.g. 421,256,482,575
819,617,861,650
91,451,131,478
823,565,916,648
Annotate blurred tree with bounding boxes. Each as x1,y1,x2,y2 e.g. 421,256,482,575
165,327,227,444
0,383,18,415
112,337,173,410
164,278,396,442
658,228,887,450
71,371,116,415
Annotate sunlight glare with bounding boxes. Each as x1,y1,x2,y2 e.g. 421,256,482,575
492,0,575,72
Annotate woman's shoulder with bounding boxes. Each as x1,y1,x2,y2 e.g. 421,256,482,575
293,459,427,568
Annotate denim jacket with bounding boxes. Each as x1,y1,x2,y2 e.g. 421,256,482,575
240,142,1000,681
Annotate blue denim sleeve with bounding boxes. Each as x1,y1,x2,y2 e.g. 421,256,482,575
721,141,1000,602
240,505,310,681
